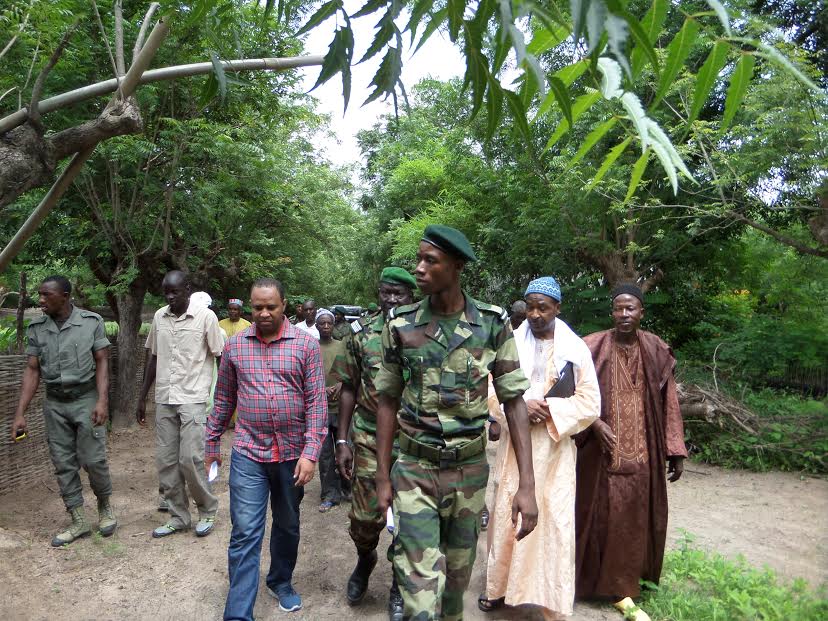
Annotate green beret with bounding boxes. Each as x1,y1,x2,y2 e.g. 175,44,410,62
332,305,345,314
380,266,416,289
421,224,476,262
367,303,378,312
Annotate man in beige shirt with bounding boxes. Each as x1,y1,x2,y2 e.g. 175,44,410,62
137,270,224,538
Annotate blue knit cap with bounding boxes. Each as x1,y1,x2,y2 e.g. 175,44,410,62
524,276,562,302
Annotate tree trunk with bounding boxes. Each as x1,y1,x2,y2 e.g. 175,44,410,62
111,281,146,428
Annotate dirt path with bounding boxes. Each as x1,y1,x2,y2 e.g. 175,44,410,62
0,424,825,621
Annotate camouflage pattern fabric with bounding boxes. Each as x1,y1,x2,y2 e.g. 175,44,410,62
332,321,351,341
391,452,489,621
374,294,529,449
349,428,399,555
330,312,386,434
375,293,529,620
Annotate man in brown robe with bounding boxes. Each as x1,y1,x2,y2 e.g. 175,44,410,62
575,283,687,620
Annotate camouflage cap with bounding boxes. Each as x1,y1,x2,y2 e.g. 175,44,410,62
421,224,477,262
380,266,417,289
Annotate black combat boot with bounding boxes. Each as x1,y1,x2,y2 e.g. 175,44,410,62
346,549,378,604
388,575,404,621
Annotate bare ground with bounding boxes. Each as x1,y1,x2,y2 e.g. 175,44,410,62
0,419,825,621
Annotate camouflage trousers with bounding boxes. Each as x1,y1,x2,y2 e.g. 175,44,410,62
349,428,399,557
391,452,489,621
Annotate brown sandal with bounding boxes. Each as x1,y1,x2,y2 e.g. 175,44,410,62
477,594,505,612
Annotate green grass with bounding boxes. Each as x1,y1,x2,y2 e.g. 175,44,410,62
640,534,828,621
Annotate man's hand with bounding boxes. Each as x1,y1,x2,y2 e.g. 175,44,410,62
91,400,108,426
488,421,501,442
667,456,684,482
336,443,354,480
376,476,393,516
205,455,222,477
511,486,538,541
326,383,342,402
136,400,147,427
10,414,26,441
526,399,550,424
293,457,316,486
592,419,616,455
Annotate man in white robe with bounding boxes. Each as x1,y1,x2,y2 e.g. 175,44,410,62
482,276,600,619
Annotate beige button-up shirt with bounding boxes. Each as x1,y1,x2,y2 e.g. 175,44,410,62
145,302,224,405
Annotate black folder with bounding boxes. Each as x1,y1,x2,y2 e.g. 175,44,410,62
544,361,575,399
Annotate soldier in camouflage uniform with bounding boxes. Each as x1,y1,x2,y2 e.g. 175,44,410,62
331,267,415,620
11,275,117,546
374,225,539,621
332,306,352,341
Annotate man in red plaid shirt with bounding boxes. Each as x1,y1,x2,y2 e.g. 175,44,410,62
205,277,327,620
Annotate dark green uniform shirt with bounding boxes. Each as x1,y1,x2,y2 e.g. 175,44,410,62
374,294,528,449
25,306,110,388
330,312,387,434
332,322,351,341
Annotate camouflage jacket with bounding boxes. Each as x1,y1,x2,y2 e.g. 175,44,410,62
332,322,351,341
330,312,386,433
374,294,529,449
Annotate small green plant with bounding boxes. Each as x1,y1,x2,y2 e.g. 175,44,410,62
640,534,828,620
104,322,151,338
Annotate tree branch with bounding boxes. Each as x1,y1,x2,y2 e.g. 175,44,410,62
133,2,160,63
91,0,122,97
28,21,78,127
114,0,126,76
0,0,33,63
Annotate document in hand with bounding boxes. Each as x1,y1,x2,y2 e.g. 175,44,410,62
544,361,575,399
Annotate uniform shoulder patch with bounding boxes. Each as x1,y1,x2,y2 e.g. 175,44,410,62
390,301,420,320
473,299,508,321
78,309,103,321
350,319,364,334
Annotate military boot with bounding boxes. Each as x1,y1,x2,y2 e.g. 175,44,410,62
388,575,404,621
51,506,92,547
346,549,377,604
97,496,118,537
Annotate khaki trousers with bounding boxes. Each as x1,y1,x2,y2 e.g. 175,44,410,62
155,402,218,528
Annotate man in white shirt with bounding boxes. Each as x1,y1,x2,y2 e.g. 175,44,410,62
295,299,320,339
136,271,224,538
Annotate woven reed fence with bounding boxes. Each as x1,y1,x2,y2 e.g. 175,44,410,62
0,345,147,496
0,355,50,497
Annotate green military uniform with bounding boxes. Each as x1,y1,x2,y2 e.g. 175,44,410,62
374,294,529,621
331,312,401,554
26,306,113,511
332,321,351,341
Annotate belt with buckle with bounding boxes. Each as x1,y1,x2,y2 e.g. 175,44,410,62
46,379,97,401
398,431,486,466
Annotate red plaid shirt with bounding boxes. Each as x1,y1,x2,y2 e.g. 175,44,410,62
206,320,327,463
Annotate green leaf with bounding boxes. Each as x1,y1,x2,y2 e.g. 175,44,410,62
586,136,632,190
492,24,510,74
358,9,396,64
752,40,820,91
296,0,341,36
548,76,573,128
526,24,570,56
650,138,678,194
720,53,755,132
687,40,729,128
570,0,591,43
485,74,504,140
199,73,219,108
504,89,531,140
585,0,607,54
653,18,699,107
209,51,227,103
704,0,731,36
597,57,623,99
364,44,402,105
631,0,668,76
624,149,650,203
613,4,660,78
414,7,447,52
447,0,463,41
536,61,589,117
406,0,435,43
543,91,601,150
605,13,632,78
569,116,618,166
621,92,650,150
353,0,389,19
311,26,354,111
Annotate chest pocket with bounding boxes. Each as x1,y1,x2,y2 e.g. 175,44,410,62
59,328,95,381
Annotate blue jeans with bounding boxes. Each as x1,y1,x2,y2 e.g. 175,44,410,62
223,450,304,621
